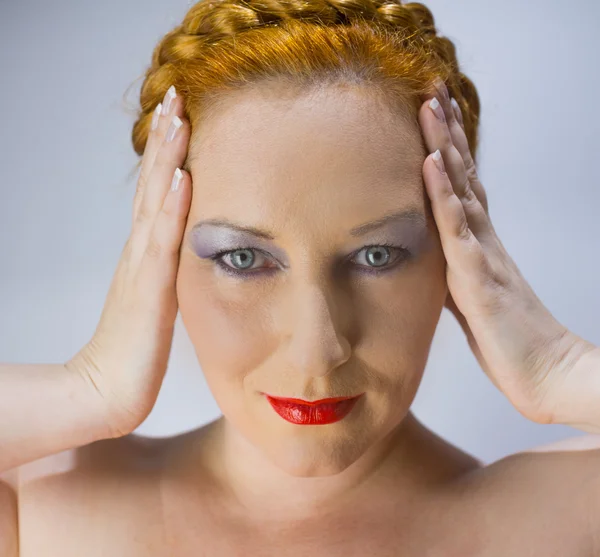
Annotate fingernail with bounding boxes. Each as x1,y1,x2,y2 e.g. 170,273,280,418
151,103,162,131
171,168,183,192
450,97,463,124
432,149,445,174
429,97,446,123
162,85,177,116
166,116,183,143
435,77,450,101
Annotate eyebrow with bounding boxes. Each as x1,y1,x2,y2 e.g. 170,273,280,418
192,209,426,240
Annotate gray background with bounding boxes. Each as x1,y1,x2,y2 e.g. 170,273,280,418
1,0,598,465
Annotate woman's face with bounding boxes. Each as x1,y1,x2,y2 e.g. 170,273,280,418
177,82,448,477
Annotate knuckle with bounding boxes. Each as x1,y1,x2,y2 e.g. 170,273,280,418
459,176,473,198
135,202,153,225
136,172,148,195
144,235,163,260
449,197,471,240
476,247,496,282
154,136,178,168
465,158,479,183
153,142,168,165
457,218,471,242
462,187,482,214
121,237,135,263
160,196,178,218
127,225,146,257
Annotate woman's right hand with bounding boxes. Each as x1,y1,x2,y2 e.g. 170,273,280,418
66,87,193,438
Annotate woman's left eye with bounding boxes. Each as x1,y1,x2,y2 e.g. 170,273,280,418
209,244,411,279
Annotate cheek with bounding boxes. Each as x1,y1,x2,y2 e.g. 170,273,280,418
175,243,447,409
363,250,447,354
354,249,447,411
176,257,269,387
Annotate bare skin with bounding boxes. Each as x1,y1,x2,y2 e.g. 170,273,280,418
2,80,599,556
4,413,599,556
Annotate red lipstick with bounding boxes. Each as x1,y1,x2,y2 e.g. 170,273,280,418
264,394,363,425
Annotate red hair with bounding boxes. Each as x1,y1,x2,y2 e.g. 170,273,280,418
130,0,480,169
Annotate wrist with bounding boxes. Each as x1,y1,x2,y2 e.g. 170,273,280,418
541,336,600,433
64,359,117,442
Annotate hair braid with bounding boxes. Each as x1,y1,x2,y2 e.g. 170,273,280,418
130,0,480,169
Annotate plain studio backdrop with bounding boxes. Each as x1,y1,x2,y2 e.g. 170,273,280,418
1,0,599,466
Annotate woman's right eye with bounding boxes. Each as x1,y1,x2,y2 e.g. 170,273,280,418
209,248,277,277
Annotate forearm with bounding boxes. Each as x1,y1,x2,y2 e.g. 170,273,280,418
548,339,600,434
0,363,114,473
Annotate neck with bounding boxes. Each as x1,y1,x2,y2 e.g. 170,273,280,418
204,410,430,521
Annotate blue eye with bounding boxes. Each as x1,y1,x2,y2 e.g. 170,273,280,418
209,248,275,278
209,243,412,279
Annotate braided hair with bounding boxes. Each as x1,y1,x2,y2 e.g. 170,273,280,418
130,0,480,170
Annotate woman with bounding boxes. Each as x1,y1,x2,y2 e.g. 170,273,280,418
1,0,600,554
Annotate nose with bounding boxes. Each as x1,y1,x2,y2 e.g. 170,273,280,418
286,281,352,378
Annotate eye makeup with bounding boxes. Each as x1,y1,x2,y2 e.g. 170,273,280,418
188,210,433,279
207,241,413,280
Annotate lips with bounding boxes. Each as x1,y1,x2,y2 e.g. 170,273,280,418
264,393,363,425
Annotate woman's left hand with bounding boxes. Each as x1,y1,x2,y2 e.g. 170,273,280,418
418,77,596,424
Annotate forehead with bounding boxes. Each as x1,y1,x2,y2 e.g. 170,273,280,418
188,82,428,236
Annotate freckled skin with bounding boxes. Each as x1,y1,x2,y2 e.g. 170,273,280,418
175,81,449,514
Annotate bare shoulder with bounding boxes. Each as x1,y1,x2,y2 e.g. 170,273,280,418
18,432,172,512
456,435,600,556
0,476,18,557
15,425,215,555
518,433,600,454
17,417,221,509
520,434,600,554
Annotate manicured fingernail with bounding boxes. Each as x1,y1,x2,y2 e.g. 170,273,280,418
171,168,183,192
166,116,183,143
151,103,162,131
432,149,445,174
450,97,463,124
429,97,446,123
162,86,177,116
435,77,449,101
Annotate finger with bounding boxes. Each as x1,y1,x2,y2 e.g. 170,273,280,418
135,167,192,325
424,151,490,283
446,96,489,216
133,86,180,224
132,102,163,223
422,79,489,216
419,82,491,243
450,97,464,127
130,110,191,271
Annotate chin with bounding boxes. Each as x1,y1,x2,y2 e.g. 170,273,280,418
252,420,384,478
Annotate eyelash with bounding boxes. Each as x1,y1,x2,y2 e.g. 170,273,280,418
208,242,412,280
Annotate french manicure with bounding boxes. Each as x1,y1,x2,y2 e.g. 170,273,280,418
151,103,162,131
429,97,446,123
432,149,445,174
162,85,177,116
171,168,183,192
435,77,449,101
450,97,463,124
166,116,183,143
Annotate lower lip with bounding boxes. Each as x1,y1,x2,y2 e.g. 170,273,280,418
265,394,363,425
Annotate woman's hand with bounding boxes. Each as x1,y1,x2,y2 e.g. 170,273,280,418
418,77,596,424
65,86,193,437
